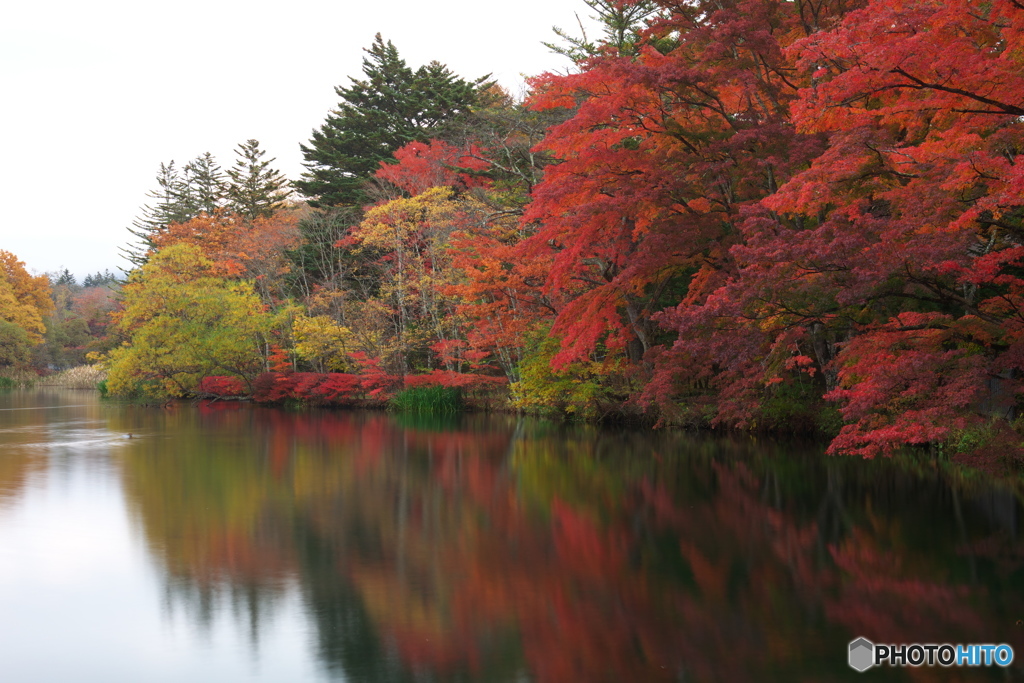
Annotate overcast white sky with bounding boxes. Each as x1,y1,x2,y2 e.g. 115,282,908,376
0,0,595,280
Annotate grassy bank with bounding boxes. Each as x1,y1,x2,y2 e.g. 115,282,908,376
0,368,38,389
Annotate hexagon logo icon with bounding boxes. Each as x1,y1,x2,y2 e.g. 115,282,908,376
849,637,875,672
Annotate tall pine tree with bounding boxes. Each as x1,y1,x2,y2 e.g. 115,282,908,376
122,162,187,267
295,34,489,208
225,139,290,221
121,153,227,268
183,152,226,216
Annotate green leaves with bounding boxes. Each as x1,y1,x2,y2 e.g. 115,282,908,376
105,244,273,398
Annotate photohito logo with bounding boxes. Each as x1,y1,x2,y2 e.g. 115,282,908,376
849,638,874,672
848,638,1014,671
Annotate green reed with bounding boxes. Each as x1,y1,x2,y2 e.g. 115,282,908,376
390,385,464,414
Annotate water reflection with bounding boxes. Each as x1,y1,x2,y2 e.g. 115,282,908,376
105,401,1023,682
0,390,121,509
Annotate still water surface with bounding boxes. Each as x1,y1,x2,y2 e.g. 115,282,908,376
1,389,1022,682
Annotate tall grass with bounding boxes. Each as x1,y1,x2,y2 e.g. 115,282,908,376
0,368,38,389
38,365,107,389
390,385,464,414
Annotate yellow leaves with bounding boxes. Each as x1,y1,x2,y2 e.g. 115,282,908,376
103,243,272,398
292,314,355,372
509,328,617,419
359,188,448,247
0,250,54,345
355,187,489,250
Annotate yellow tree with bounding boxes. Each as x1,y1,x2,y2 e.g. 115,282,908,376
0,250,54,345
352,187,488,373
104,244,275,398
291,313,355,372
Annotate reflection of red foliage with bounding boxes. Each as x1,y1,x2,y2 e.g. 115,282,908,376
827,528,982,639
550,500,627,579
147,404,1022,682
203,530,293,582
195,400,244,414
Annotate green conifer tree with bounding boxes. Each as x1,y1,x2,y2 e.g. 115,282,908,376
183,152,227,216
225,139,289,221
295,34,489,208
121,154,227,268
121,162,185,268
53,269,78,289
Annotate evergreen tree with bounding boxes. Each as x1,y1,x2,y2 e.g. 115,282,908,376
121,162,184,268
183,152,226,216
53,269,78,289
83,270,119,288
295,34,490,208
121,154,225,268
545,0,659,61
225,139,289,221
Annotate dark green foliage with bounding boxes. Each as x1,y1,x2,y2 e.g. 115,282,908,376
286,207,362,304
390,385,464,414
36,315,91,370
82,270,119,288
53,269,78,288
121,154,227,268
96,379,108,397
757,379,820,433
295,34,490,208
122,162,188,267
183,152,226,216
225,139,289,221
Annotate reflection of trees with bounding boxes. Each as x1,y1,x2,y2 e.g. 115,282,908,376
0,389,112,510
0,449,46,510
117,402,297,650
119,403,1024,682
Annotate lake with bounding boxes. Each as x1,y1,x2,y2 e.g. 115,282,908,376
0,388,1021,681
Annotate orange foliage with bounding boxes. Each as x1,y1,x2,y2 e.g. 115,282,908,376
0,249,54,343
149,208,300,300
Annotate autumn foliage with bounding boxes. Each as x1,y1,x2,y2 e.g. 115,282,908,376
510,0,1024,457
97,0,1024,459
0,250,54,347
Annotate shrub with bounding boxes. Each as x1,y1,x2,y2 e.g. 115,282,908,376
196,376,246,397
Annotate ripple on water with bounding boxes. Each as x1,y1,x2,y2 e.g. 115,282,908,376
1,427,136,453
